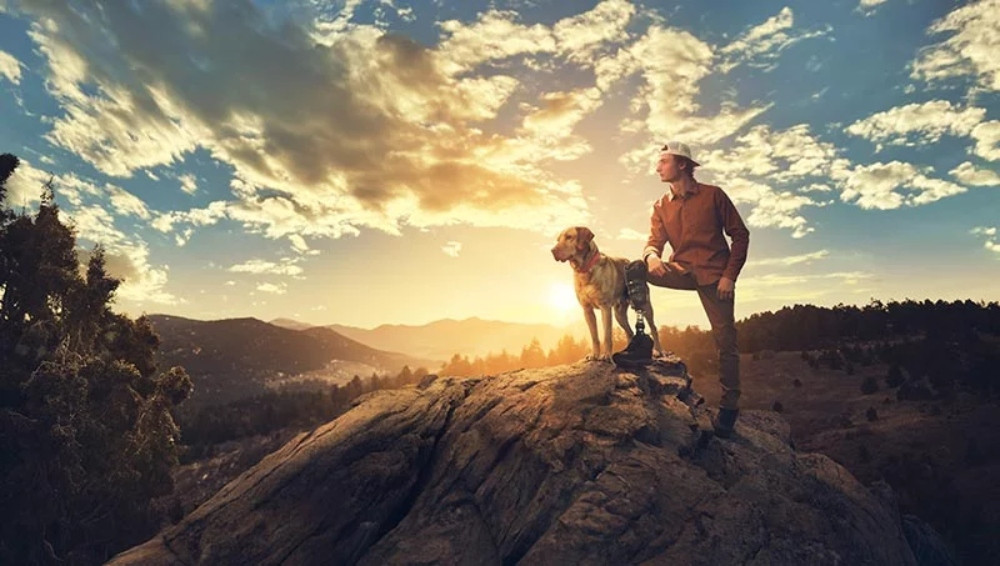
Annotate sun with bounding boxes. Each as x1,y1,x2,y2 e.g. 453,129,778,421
548,282,578,313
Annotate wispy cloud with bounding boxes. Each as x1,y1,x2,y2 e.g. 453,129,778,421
911,0,1000,91
256,282,288,295
971,226,1000,255
719,7,830,73
63,204,179,305
228,258,304,277
178,173,198,195
838,161,966,210
0,50,22,84
107,185,151,220
698,124,846,237
754,250,830,267
441,241,462,257
845,100,986,149
288,234,311,254
857,0,890,16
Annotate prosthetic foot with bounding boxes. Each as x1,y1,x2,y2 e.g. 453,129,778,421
613,260,654,368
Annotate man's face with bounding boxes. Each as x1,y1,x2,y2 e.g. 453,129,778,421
656,153,682,183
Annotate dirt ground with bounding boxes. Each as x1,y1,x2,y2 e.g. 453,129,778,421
695,351,1000,565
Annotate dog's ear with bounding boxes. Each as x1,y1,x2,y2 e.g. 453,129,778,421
574,226,594,251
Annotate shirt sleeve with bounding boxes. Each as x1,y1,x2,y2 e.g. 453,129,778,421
644,199,669,260
718,189,749,281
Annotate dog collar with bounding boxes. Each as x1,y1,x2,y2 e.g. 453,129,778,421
575,251,601,274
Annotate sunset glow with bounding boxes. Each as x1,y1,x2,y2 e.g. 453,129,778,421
0,0,997,330
548,282,579,314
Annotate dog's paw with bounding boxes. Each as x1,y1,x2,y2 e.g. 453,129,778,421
585,354,600,362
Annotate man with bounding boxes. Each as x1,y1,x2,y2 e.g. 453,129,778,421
642,141,749,438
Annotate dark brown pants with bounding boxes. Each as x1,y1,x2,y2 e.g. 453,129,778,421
647,271,740,410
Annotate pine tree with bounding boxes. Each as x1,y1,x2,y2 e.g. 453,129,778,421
0,155,193,565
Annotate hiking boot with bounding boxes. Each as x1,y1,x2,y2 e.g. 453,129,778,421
612,329,653,368
624,260,650,312
712,408,739,438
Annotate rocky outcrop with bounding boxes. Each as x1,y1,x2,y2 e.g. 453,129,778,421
110,358,918,565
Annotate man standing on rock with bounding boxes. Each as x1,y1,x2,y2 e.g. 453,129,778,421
635,141,749,438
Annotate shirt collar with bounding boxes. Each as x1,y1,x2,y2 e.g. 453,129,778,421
666,182,700,202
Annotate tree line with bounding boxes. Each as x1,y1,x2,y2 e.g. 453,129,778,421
177,366,432,454
438,299,1000,398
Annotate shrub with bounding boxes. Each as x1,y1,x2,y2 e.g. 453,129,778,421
886,363,904,388
861,376,879,394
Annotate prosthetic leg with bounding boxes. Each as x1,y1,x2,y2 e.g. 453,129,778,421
612,260,654,368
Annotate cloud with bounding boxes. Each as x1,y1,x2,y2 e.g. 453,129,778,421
107,185,151,219
178,173,198,195
845,100,986,148
62,204,179,305
753,250,830,267
2,158,49,207
520,88,603,141
288,234,311,254
737,270,875,302
971,226,1000,254
15,0,591,243
950,161,1000,185
228,258,304,277
629,26,713,127
694,124,845,237
437,10,556,73
0,49,22,84
857,0,889,16
553,0,634,63
441,241,462,257
838,161,966,209
911,0,1000,91
725,178,817,239
719,7,830,74
971,121,1000,160
256,282,287,295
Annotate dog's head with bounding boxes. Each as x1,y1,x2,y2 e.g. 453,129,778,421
551,226,595,262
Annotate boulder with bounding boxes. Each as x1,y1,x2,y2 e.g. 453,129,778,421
109,358,917,565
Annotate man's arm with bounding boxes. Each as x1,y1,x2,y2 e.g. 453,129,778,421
644,200,668,263
718,189,749,282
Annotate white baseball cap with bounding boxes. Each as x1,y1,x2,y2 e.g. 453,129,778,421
660,141,700,166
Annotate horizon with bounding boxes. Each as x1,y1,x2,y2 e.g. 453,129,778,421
154,294,997,334
1,0,998,330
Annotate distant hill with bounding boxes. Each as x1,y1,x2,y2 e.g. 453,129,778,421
327,317,579,361
268,317,315,331
147,315,436,408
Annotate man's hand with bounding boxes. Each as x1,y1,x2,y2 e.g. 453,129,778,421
647,255,668,278
717,277,735,301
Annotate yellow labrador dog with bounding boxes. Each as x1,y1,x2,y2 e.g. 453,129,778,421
551,226,663,362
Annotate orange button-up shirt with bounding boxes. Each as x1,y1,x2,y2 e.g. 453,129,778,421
643,182,749,286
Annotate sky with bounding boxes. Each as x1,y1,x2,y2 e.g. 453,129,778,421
0,0,997,331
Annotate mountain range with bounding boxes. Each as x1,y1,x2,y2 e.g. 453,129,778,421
147,315,437,408
319,317,581,361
